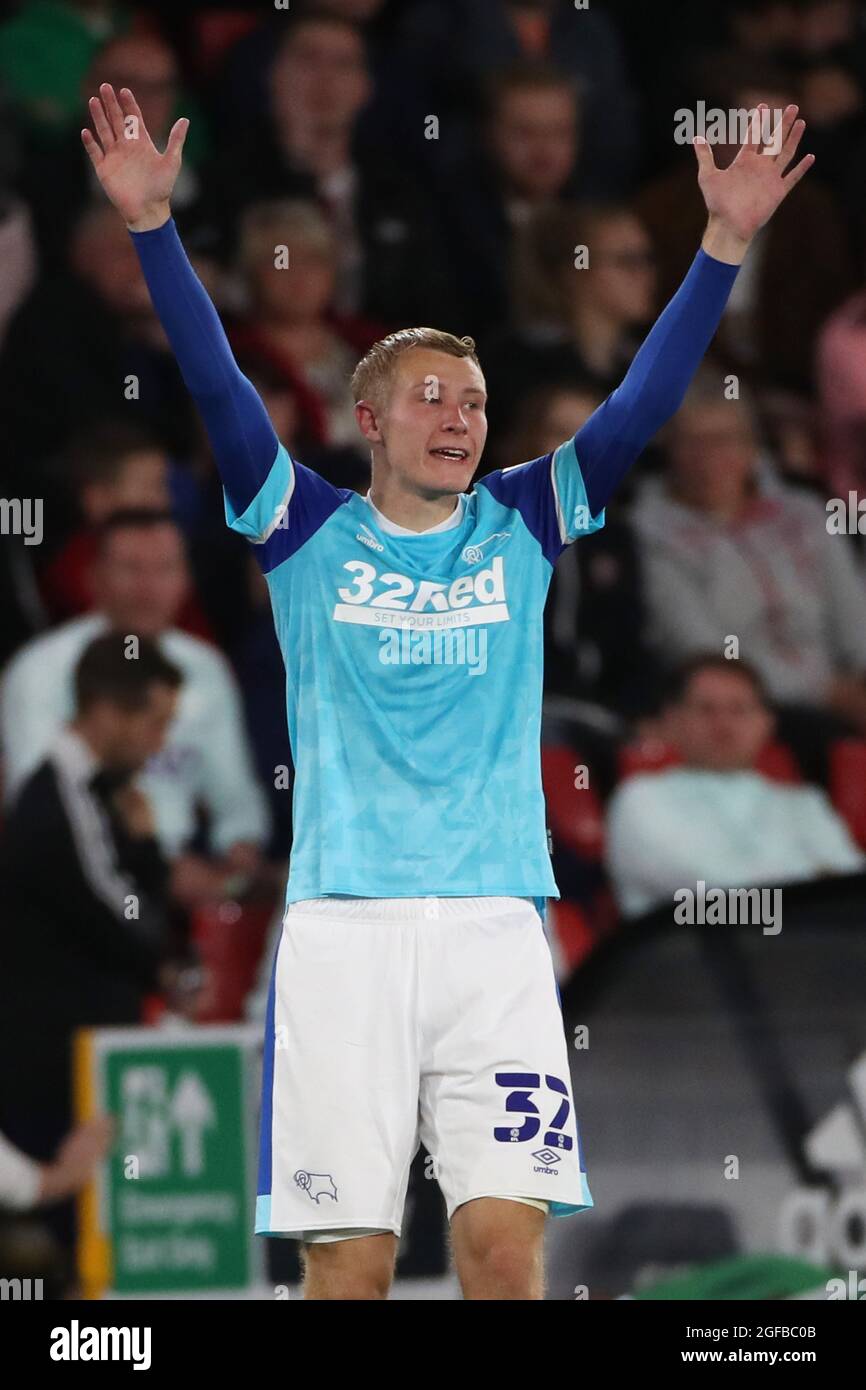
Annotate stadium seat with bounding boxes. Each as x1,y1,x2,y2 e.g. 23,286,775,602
829,738,866,850
191,899,276,1022
192,12,261,76
141,900,275,1025
541,742,606,860
617,738,680,780
547,899,594,974
754,741,802,784
617,739,802,784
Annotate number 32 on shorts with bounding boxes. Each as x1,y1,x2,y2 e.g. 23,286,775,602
493,1072,576,1151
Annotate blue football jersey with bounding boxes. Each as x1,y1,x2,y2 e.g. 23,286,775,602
226,440,604,904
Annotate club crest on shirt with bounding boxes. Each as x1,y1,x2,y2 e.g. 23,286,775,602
461,532,511,565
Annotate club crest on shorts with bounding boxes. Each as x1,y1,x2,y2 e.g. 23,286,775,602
294,1169,338,1203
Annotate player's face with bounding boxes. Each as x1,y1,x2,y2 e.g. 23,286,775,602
98,524,189,636
367,348,488,498
667,670,773,772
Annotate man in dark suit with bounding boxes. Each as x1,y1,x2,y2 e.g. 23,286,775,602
0,632,186,1263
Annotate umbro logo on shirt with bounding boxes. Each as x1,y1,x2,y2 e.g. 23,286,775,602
355,523,384,553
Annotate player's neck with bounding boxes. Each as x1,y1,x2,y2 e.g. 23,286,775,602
368,480,460,533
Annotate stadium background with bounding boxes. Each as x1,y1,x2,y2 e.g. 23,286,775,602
0,0,865,1299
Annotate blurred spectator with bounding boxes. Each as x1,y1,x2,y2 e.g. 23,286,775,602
233,347,369,491
0,1116,113,1211
757,387,824,490
434,62,582,336
232,199,381,449
208,0,420,171
0,510,271,890
791,0,866,207
635,55,855,389
0,202,195,471
726,0,800,58
35,419,214,640
816,284,866,496
197,10,458,327
483,201,657,442
18,31,207,270
629,370,866,777
501,382,653,715
185,348,369,651
0,530,48,671
606,655,865,918
0,194,36,345
0,0,129,145
0,634,185,1254
39,419,170,621
405,0,638,198
231,553,293,863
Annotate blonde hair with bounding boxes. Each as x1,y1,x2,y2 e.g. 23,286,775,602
351,328,480,410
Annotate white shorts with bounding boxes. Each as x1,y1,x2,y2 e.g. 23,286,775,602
254,896,593,1242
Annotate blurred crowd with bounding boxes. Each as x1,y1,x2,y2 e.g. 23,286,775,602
3,0,866,1266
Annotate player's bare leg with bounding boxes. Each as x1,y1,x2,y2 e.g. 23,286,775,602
300,1232,397,1300
450,1197,546,1300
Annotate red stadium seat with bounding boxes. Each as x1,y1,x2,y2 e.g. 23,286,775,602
548,887,620,975
541,743,605,860
191,12,261,77
829,738,866,850
617,738,680,780
191,899,275,1022
547,899,594,973
141,898,275,1025
754,741,802,784
618,739,801,784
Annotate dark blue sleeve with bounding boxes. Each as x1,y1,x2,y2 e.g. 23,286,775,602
574,248,740,515
129,217,279,518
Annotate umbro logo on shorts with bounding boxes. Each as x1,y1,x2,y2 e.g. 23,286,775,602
532,1148,562,1166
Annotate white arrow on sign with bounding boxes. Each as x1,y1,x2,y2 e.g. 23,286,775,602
168,1070,217,1177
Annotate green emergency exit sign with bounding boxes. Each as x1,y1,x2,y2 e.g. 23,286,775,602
76,1026,263,1297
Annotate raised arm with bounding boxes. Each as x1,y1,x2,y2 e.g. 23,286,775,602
576,103,815,517
81,83,278,519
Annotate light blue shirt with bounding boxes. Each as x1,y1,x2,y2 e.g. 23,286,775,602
226,441,604,904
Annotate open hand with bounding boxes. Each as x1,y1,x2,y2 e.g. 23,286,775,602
694,104,814,254
82,82,188,231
